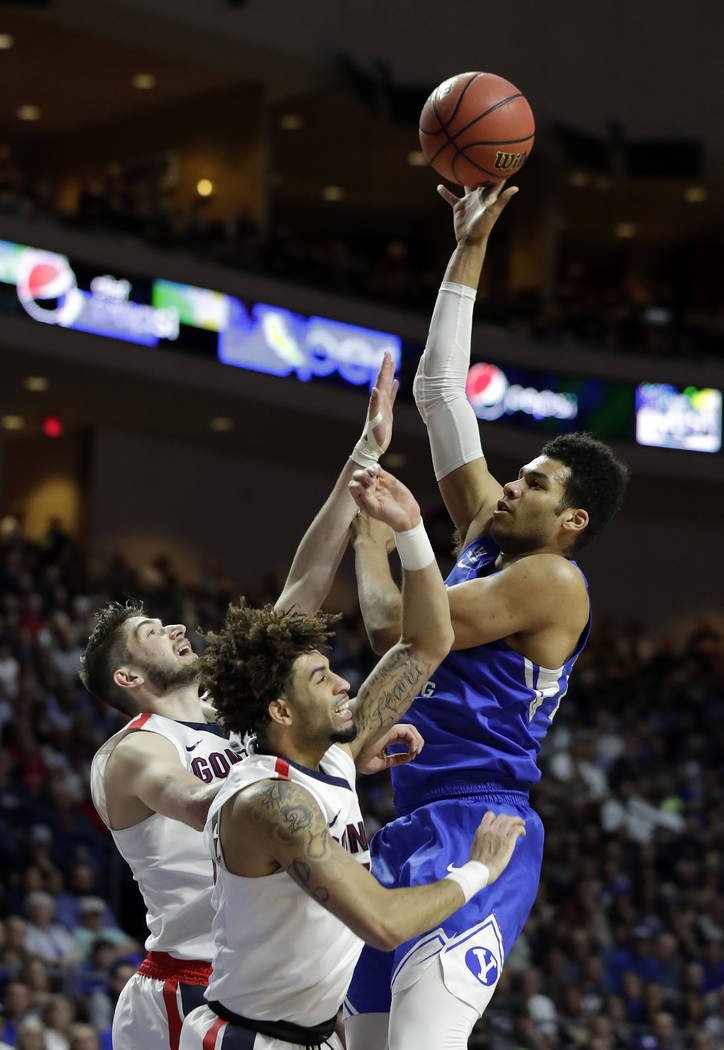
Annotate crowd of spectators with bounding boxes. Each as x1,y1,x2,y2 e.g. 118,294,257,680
0,513,722,1048
1,145,721,363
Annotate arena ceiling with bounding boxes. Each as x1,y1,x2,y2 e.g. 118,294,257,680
55,0,724,161
1,0,723,162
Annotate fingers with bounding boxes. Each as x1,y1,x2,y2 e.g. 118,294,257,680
478,811,526,836
351,466,380,489
390,378,399,405
436,184,459,207
385,751,415,767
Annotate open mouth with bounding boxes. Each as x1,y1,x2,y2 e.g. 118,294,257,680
176,642,193,656
334,698,353,722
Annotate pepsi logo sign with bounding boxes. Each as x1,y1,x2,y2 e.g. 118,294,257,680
17,250,84,327
467,362,578,423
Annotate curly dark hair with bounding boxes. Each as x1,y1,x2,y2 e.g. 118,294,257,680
198,598,341,745
80,600,144,714
540,432,630,550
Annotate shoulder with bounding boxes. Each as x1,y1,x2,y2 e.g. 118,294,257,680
230,777,326,835
507,553,586,592
110,725,183,767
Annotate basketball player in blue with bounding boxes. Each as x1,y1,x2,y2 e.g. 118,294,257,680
343,182,629,1050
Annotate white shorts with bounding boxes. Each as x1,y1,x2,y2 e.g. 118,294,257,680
112,955,210,1050
180,1004,343,1050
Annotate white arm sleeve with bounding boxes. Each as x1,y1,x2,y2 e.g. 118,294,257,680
412,282,484,481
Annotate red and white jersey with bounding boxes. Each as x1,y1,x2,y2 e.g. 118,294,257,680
91,713,244,961
205,745,370,1027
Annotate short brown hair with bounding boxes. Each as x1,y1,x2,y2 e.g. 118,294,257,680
80,601,144,714
199,598,340,744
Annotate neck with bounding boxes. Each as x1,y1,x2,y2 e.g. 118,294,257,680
137,682,207,722
495,543,569,569
263,730,326,771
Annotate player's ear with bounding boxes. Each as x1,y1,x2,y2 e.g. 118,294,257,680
268,696,293,728
561,507,588,538
113,666,144,690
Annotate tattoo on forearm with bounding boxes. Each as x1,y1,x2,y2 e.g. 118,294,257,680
355,646,433,737
287,858,330,904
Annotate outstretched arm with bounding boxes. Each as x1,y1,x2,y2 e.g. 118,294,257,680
220,779,525,951
352,512,402,655
413,182,518,543
344,466,453,759
275,353,398,614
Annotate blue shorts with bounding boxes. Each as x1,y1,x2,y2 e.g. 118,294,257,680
345,789,543,1015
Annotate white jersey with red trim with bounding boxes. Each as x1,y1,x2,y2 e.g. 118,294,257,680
91,712,244,961
204,745,370,1026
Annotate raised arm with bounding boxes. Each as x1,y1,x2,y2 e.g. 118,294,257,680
104,732,219,832
344,466,453,759
413,182,518,543
275,353,398,614
220,778,525,951
351,512,402,655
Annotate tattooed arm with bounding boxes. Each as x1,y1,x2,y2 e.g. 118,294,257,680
218,778,525,950
343,468,455,761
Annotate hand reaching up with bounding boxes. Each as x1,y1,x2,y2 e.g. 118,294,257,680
349,466,421,534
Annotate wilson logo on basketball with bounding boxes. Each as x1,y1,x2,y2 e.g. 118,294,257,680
494,150,527,170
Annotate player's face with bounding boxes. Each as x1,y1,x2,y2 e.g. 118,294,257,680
489,455,576,553
123,616,199,692
286,651,356,746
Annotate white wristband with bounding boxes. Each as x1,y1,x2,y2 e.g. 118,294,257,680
394,520,435,572
350,410,384,469
445,860,490,903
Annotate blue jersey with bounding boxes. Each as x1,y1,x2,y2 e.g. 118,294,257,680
391,535,590,816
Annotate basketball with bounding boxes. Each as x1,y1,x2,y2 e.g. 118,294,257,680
418,72,535,186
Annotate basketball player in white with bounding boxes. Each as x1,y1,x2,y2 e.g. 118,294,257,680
179,463,526,1050
83,354,424,1050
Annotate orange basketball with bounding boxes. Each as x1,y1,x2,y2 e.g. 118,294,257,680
419,72,535,186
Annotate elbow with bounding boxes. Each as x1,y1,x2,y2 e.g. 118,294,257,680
367,627,398,656
417,625,455,669
364,915,404,952
189,788,215,832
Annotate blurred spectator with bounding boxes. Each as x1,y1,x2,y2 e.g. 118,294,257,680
24,892,80,968
72,899,139,962
0,981,32,1046
42,995,75,1050
87,959,134,1035
14,1017,45,1050
67,1024,99,1050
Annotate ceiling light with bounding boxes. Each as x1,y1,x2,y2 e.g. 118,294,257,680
17,105,40,122
614,222,637,239
0,33,13,50
279,114,303,131
209,417,235,432
2,416,24,430
684,186,708,203
322,186,345,202
196,178,214,197
407,151,426,167
568,171,590,187
24,376,49,392
132,73,156,90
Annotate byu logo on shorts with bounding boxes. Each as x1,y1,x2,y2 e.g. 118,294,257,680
465,946,499,986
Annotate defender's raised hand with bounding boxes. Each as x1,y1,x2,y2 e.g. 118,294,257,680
349,466,421,534
366,351,399,454
437,181,518,246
